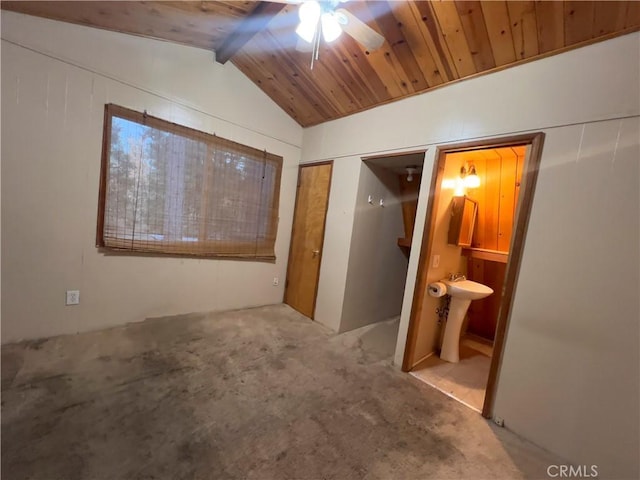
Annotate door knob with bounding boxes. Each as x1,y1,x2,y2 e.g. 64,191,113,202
312,249,320,258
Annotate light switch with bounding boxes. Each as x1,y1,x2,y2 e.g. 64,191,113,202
432,255,440,268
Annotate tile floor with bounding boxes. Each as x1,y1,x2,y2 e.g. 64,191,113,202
410,342,492,412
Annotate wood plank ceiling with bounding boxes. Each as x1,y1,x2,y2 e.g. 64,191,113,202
3,1,639,127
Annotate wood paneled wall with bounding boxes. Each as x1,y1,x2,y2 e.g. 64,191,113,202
458,146,527,252
449,146,527,340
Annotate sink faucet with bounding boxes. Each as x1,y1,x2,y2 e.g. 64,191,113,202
448,272,466,282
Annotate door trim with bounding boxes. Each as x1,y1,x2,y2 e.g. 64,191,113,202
401,153,445,370
401,133,545,420
361,148,430,161
284,161,333,319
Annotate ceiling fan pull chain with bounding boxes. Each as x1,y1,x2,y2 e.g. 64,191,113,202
317,18,322,57
309,19,316,69
311,18,321,70
310,41,315,70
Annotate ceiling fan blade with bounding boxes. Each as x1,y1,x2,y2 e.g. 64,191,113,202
335,8,385,51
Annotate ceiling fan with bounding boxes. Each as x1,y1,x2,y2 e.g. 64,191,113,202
284,0,385,68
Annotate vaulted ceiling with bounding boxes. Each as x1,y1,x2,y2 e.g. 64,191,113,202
3,1,639,127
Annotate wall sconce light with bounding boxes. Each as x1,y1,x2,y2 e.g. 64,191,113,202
406,165,418,182
460,164,480,188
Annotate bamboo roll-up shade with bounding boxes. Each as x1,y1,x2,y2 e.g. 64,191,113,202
97,104,282,260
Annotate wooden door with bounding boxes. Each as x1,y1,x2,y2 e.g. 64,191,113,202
284,163,332,318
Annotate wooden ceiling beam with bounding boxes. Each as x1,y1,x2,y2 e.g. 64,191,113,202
215,1,286,64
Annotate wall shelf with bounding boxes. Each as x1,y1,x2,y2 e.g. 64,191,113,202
397,237,412,248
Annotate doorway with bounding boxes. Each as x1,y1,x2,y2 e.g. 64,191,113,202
284,162,333,319
336,151,425,334
402,133,545,418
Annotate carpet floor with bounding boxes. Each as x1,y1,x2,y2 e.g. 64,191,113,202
1,304,560,479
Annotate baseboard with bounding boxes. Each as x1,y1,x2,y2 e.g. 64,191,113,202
410,350,436,370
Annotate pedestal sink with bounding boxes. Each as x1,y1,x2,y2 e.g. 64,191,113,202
440,279,494,363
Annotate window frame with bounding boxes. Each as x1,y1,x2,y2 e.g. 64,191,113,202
96,104,282,260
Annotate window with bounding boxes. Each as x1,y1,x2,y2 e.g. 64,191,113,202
97,104,282,260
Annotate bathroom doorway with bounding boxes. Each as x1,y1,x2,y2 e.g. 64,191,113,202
402,133,545,418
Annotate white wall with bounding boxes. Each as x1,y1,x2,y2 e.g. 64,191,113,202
313,157,361,331
1,12,303,342
303,32,640,478
339,163,408,332
494,116,639,479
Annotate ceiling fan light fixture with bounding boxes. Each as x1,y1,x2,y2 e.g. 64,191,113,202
295,0,383,69
298,0,321,24
296,0,321,43
321,13,342,43
296,21,316,43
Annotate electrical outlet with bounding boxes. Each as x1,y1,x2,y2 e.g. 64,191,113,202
272,277,279,286
493,416,505,427
66,290,80,306
432,254,440,268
